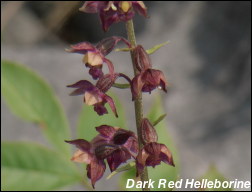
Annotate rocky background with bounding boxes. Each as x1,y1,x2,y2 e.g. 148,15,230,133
1,1,251,191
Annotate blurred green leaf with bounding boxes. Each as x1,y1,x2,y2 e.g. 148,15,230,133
1,60,71,156
107,162,136,180
120,94,179,191
152,113,167,126
77,91,127,141
1,142,81,191
198,165,233,191
146,41,170,55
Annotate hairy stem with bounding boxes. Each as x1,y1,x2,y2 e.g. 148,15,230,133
126,19,150,191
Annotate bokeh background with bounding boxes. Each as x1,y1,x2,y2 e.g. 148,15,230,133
1,1,251,191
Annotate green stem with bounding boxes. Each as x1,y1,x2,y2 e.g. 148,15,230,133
126,19,150,191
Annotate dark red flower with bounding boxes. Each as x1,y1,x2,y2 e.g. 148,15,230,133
136,142,175,177
136,118,174,176
79,1,148,31
66,125,138,187
130,45,168,100
65,139,106,188
67,80,118,117
66,36,130,79
131,68,168,100
95,125,138,171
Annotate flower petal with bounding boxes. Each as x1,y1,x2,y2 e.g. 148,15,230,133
103,58,115,76
66,42,96,54
65,139,91,151
70,149,92,164
96,125,117,138
132,1,148,17
94,103,108,116
136,147,149,176
106,147,132,172
83,51,103,66
103,94,118,117
99,10,119,32
123,136,138,154
79,1,106,13
160,144,175,167
84,90,103,105
67,80,94,96
131,73,144,100
141,69,168,93
87,159,106,188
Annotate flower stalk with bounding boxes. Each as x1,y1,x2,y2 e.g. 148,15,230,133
126,19,150,191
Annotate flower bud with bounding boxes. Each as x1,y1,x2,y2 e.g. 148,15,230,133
96,74,117,93
141,118,158,144
134,45,152,71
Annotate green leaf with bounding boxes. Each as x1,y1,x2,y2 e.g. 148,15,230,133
107,162,136,180
198,165,233,191
1,60,71,156
77,91,127,141
146,41,170,55
152,113,167,126
120,94,179,191
1,142,81,191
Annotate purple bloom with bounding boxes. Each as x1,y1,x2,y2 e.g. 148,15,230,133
67,80,118,117
95,125,138,171
131,45,168,100
136,118,174,176
66,125,137,187
136,142,174,177
65,139,106,188
131,68,168,100
66,36,130,79
79,1,148,31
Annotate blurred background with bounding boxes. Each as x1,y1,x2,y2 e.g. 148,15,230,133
1,1,251,191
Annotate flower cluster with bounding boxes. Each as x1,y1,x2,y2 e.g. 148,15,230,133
67,36,131,116
66,125,137,187
66,1,175,188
